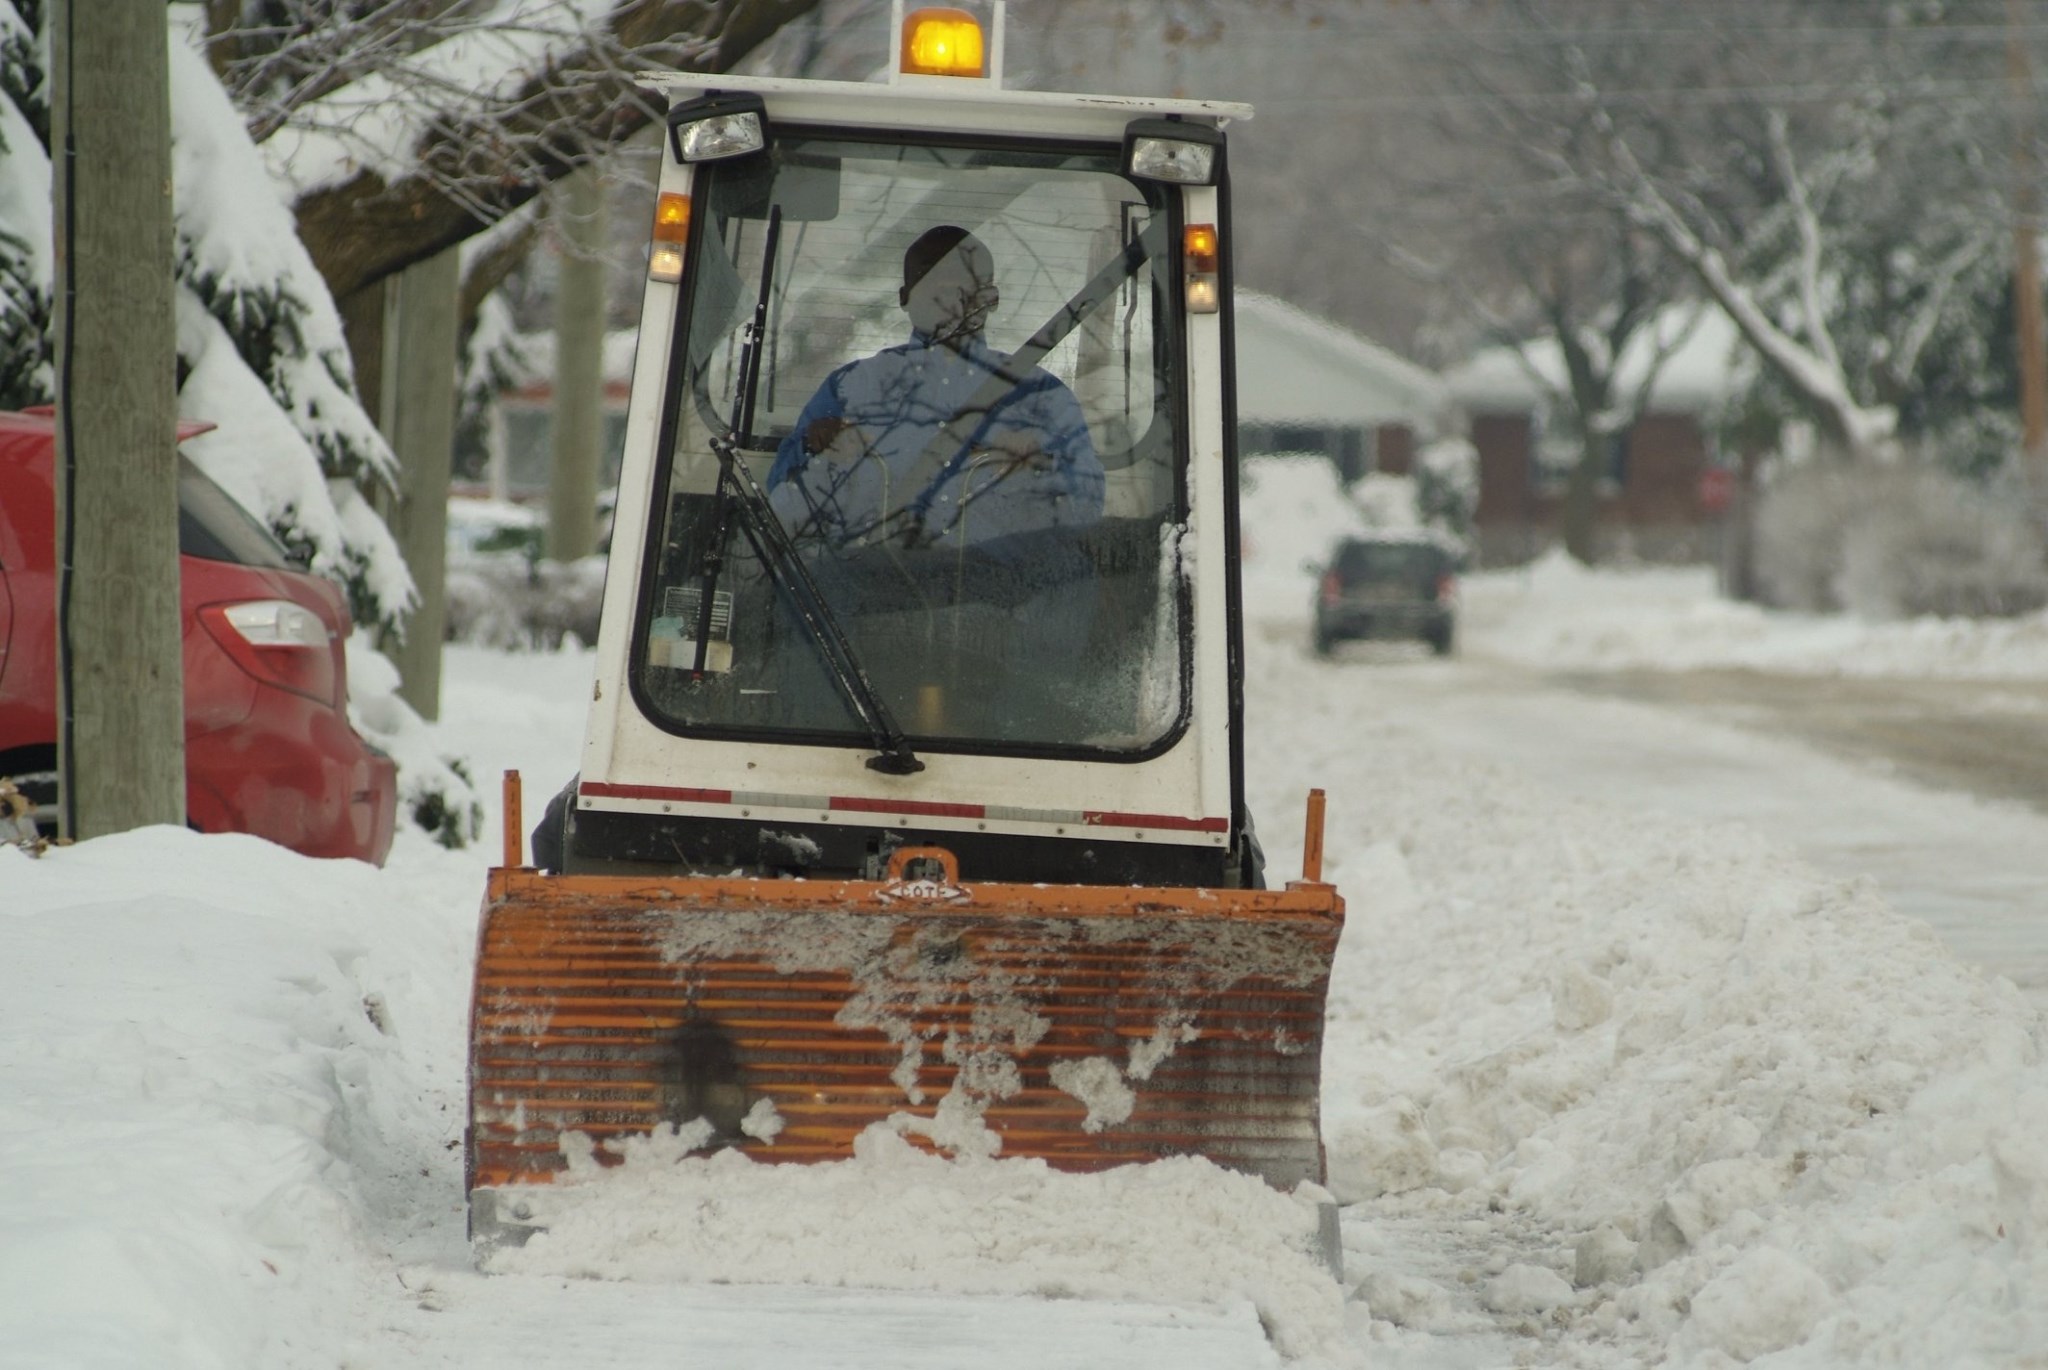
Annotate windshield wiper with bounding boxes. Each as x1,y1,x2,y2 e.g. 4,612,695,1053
696,205,923,775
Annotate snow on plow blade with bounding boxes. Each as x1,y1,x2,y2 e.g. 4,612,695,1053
466,848,1344,1227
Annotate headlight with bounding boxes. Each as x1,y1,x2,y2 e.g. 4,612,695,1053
1122,117,1224,186
668,93,770,164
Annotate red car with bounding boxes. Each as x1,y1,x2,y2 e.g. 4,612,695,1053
0,408,396,864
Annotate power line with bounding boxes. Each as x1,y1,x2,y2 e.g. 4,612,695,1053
1249,77,2048,111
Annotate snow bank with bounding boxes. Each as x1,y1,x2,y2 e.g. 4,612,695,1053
0,820,1351,1366
1465,547,2048,680
0,826,477,1370
1246,637,2048,1366
1239,455,1391,619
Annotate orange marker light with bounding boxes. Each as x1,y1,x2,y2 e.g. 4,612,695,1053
902,7,986,77
649,192,691,282
652,192,691,243
1184,224,1220,274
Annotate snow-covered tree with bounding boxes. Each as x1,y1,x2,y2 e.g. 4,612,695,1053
1,0,830,843
166,22,414,629
1554,1,2028,466
1344,0,1705,563
3,2,412,627
0,0,50,409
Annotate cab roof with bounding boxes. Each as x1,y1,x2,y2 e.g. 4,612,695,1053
650,72,1252,143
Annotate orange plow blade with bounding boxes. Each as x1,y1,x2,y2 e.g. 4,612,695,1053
465,850,1344,1241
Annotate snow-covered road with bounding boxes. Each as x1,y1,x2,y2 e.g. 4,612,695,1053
1265,643,2048,1011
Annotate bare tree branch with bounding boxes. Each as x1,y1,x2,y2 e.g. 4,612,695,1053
288,0,820,302
1765,107,1842,383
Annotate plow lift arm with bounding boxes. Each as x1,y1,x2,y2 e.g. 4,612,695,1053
467,1,1345,1274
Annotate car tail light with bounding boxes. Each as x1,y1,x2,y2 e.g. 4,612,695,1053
199,600,337,705
1319,571,1343,606
1436,573,1458,603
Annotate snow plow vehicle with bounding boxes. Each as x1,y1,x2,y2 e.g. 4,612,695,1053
466,4,1345,1249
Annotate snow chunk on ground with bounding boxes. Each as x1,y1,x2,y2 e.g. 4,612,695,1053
1680,1246,1833,1362
1481,1262,1574,1315
1325,1097,1437,1204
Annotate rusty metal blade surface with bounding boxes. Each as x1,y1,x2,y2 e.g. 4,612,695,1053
466,865,1345,1197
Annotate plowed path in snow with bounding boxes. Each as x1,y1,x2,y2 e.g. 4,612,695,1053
1268,632,2048,1011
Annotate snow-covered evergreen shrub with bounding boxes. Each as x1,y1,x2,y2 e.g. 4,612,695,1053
0,3,49,409
344,643,484,851
166,34,411,636
1836,470,2048,620
454,291,531,485
1752,465,1859,611
445,552,606,651
1416,435,1478,542
1351,472,1423,530
1755,462,2048,618
0,224,48,409
0,5,477,849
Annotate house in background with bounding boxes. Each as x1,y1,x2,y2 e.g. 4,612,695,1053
1444,307,1744,566
1234,291,1451,478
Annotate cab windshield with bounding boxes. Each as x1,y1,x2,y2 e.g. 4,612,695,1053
634,133,1187,757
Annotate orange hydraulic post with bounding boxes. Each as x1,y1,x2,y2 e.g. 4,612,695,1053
1301,788,1326,883
502,770,524,868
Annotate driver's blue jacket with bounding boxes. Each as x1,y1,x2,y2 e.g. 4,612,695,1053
767,331,1105,547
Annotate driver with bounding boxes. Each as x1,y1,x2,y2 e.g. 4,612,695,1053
766,226,1105,549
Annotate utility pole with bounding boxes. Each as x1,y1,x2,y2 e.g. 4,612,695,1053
51,0,185,839
381,250,462,721
548,167,608,564
2009,0,2048,500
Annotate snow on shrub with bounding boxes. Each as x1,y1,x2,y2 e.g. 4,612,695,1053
0,3,49,409
445,552,606,651
345,642,483,850
1837,469,2048,619
1755,461,2048,618
1415,435,1479,542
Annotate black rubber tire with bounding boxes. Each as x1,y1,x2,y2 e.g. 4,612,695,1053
529,775,577,873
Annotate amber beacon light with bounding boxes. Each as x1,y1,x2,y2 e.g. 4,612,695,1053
902,8,986,77
1184,223,1221,314
648,192,690,282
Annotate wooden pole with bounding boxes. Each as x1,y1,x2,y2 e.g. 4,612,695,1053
381,249,461,721
51,0,185,839
2009,0,2048,492
548,167,608,563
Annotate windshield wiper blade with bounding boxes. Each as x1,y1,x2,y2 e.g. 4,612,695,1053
695,204,921,775
713,437,924,775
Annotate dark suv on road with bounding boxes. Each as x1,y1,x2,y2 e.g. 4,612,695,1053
1312,534,1460,657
